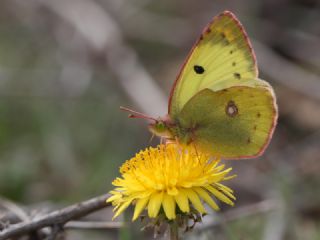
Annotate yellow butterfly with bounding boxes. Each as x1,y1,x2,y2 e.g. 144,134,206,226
122,11,278,159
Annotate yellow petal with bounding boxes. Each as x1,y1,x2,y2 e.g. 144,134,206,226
167,186,179,196
194,187,219,211
106,193,121,203
206,185,234,206
132,197,149,221
209,169,231,183
183,189,206,214
113,198,133,220
148,192,163,218
223,174,237,181
216,183,234,194
174,190,189,213
162,195,176,220
214,164,225,172
216,184,236,200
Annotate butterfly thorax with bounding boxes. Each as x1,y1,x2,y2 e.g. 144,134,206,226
148,116,194,144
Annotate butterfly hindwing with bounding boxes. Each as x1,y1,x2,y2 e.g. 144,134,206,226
175,81,277,159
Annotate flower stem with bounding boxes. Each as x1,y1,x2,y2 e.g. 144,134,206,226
169,221,179,240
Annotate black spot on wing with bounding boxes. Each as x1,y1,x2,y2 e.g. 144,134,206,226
194,65,205,74
234,73,241,79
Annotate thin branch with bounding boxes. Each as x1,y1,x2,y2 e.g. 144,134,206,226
0,197,30,222
0,193,111,240
47,224,63,240
65,220,123,229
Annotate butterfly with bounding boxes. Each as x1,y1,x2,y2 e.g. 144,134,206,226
122,11,278,159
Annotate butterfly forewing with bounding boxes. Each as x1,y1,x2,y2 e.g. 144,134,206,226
169,11,257,118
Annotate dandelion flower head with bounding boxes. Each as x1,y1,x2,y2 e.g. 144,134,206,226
107,144,236,221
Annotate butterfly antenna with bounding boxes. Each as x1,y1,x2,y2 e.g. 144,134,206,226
120,106,157,122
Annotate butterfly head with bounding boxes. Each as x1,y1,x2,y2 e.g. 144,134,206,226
148,117,174,138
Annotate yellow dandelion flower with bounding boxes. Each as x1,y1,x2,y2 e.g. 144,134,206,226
107,144,236,221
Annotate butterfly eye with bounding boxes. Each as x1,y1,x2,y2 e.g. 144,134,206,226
194,65,205,74
156,122,166,131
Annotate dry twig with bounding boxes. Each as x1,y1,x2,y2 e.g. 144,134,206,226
0,193,111,240
0,197,30,223
65,220,122,229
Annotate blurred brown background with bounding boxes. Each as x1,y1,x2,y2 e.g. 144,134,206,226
0,0,319,239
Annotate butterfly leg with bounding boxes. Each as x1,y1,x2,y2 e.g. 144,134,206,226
189,129,201,160
174,136,184,152
149,133,155,144
161,137,176,152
